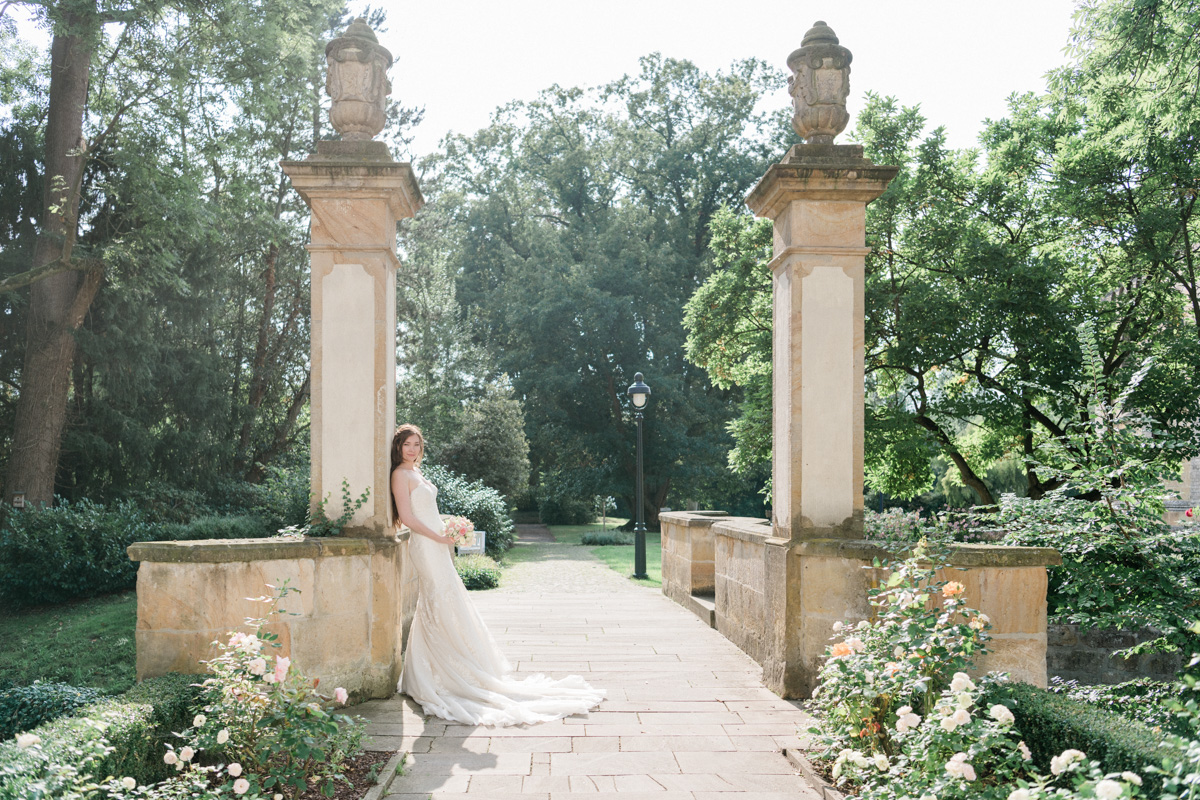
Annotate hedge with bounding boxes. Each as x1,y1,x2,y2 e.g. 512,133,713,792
983,681,1167,795
0,683,104,742
0,673,205,797
423,464,515,556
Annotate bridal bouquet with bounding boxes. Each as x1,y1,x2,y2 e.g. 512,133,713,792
444,515,476,546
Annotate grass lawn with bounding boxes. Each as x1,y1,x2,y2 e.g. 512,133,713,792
508,519,662,588
0,591,138,693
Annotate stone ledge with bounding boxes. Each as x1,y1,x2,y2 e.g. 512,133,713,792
795,538,1062,567
659,510,730,527
128,536,402,564
711,517,785,545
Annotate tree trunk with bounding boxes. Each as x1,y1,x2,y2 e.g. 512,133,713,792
4,4,101,508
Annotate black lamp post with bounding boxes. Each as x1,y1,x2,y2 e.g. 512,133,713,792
626,372,651,579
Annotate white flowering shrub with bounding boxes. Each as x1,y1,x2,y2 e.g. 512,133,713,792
811,539,991,754
162,583,364,799
810,541,1148,800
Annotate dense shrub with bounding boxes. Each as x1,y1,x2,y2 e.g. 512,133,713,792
159,514,272,541
0,673,205,795
423,464,515,555
535,470,593,525
581,529,633,545
982,680,1165,795
126,483,212,524
1050,676,1196,737
0,683,103,741
440,377,532,500
455,554,502,590
0,499,154,608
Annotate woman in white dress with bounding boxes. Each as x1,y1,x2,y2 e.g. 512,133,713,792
391,424,605,726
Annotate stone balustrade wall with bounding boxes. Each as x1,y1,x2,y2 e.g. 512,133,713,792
127,536,416,700
660,511,1060,697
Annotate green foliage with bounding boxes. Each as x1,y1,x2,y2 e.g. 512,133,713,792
160,515,271,541
248,464,311,534
0,683,103,741
435,54,789,523
440,377,531,500
0,673,205,796
535,471,594,526
454,554,501,590
581,530,633,546
422,464,515,555
1049,677,1196,738
982,681,1164,796
0,499,153,607
308,480,370,538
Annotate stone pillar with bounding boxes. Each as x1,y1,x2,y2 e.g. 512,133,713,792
743,22,897,697
280,18,423,538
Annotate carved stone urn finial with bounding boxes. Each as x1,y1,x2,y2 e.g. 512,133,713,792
325,17,393,141
786,21,853,144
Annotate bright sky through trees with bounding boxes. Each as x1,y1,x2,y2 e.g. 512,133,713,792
361,0,1077,160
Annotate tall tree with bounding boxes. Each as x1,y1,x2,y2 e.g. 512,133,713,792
431,55,785,522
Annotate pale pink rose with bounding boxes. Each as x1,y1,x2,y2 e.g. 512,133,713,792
240,634,262,654
228,632,246,648
179,746,194,762
227,763,243,777
262,673,277,684
961,763,977,781
844,637,865,653
334,687,349,705
233,778,250,795
273,655,291,683
163,750,178,765
248,657,267,676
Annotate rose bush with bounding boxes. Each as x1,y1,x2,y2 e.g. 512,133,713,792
810,543,1149,800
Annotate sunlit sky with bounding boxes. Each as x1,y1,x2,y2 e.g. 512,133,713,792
11,1,1080,158
356,0,1079,159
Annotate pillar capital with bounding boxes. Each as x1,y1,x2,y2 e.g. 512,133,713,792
746,144,897,218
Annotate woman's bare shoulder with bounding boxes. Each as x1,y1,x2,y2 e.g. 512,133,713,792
391,467,418,487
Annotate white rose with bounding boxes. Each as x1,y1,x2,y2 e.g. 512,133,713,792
950,672,976,692
192,714,206,728
1094,779,1123,800
121,777,137,790
1050,749,1086,776
15,733,40,749
233,778,249,795
1121,772,1142,786
248,658,267,676
956,691,974,708
1019,741,1032,761
845,637,866,653
1008,790,1032,800
951,708,971,726
894,646,905,658
228,762,243,777
163,750,178,765
896,705,912,716
989,704,1015,725
940,715,959,732
832,621,845,633
179,746,194,763
217,728,230,745
856,620,870,630
874,753,889,771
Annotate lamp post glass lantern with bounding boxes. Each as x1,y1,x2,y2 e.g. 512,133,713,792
626,372,651,579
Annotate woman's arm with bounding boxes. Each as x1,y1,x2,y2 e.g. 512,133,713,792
391,469,454,544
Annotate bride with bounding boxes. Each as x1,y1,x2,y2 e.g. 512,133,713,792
391,424,605,726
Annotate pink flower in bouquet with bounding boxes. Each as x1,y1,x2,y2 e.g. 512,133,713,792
444,515,475,546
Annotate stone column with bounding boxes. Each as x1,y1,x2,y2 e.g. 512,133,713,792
281,18,423,537
743,21,897,696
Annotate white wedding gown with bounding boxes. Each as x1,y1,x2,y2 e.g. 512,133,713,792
399,479,605,726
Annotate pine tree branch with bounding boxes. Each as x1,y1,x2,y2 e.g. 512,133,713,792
0,256,102,295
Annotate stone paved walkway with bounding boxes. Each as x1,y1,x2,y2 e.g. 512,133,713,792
355,540,820,800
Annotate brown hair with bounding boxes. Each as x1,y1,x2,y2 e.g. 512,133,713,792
390,424,424,523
